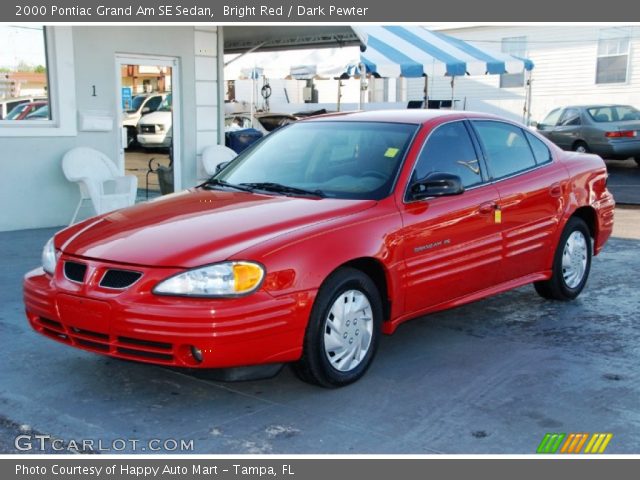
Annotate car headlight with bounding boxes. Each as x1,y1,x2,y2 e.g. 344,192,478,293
156,124,165,132
42,237,58,275
153,261,264,297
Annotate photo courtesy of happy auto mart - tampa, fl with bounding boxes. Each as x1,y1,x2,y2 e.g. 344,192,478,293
0,2,639,476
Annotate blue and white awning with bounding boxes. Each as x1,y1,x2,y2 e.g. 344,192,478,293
353,26,534,78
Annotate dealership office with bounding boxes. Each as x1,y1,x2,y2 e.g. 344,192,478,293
0,25,358,231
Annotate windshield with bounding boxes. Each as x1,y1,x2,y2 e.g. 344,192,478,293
5,103,29,120
587,105,640,122
215,121,418,200
158,94,172,112
128,95,146,113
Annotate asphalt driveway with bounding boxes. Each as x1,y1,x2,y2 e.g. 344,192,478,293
605,158,640,205
0,219,638,454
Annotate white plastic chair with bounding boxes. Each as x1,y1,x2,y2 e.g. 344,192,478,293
202,145,237,176
62,147,138,224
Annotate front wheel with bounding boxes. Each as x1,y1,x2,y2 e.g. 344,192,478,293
534,217,592,301
293,268,382,388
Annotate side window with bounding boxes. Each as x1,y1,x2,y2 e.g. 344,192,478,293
525,132,552,165
558,108,581,126
473,121,537,179
413,121,482,188
145,96,163,112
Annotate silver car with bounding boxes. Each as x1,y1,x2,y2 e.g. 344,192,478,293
535,104,640,166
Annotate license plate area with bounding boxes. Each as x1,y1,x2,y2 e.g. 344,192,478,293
56,294,111,334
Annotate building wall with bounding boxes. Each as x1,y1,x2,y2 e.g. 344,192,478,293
0,26,219,232
407,25,640,122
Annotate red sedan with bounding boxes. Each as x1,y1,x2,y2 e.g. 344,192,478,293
24,110,615,387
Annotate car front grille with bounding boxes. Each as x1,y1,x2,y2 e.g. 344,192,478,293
63,261,87,283
99,269,142,289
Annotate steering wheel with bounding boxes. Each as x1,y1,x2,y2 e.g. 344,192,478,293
361,170,386,181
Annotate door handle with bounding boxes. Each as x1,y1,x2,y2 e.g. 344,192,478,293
478,202,497,215
549,183,562,198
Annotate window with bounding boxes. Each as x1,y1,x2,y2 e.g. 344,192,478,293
413,121,482,188
525,132,552,165
587,105,640,122
144,95,163,113
596,28,631,84
500,36,527,88
539,108,562,128
0,25,50,121
473,121,537,179
558,108,581,126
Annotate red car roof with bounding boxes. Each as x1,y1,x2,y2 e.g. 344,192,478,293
305,109,502,125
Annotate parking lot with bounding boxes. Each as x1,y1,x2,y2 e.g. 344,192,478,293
0,195,638,454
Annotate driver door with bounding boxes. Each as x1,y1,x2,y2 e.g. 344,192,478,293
398,121,502,314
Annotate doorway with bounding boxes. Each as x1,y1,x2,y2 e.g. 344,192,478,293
115,55,181,201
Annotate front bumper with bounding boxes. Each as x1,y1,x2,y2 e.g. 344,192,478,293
137,132,171,148
23,257,314,369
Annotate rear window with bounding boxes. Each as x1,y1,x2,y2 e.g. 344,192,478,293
587,106,640,122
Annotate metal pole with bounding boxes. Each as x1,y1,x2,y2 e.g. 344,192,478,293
337,79,342,112
423,75,428,108
451,76,455,107
525,70,533,126
358,63,366,110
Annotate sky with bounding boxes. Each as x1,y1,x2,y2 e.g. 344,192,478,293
0,25,46,69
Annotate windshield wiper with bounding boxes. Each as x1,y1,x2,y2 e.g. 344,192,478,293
198,178,255,193
240,182,325,198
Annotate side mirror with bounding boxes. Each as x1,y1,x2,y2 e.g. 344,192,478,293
530,120,538,128
215,161,231,173
141,107,151,114
410,172,464,200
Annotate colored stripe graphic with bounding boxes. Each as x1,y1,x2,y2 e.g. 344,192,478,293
539,433,613,454
537,433,566,453
584,433,613,454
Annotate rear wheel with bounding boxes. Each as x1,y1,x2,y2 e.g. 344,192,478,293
293,268,382,388
534,217,592,301
572,141,590,154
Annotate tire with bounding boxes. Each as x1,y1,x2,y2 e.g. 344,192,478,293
572,141,590,154
126,127,137,149
534,217,592,301
293,267,383,388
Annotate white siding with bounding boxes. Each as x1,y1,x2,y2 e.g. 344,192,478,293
407,25,640,122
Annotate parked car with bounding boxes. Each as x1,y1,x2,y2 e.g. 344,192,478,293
0,96,46,120
5,101,48,120
24,110,614,387
535,104,640,166
136,94,172,149
122,93,166,148
22,103,49,120
225,112,298,135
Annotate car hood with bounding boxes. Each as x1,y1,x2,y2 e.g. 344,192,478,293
139,111,171,125
59,189,376,268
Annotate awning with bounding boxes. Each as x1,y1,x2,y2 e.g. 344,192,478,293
224,26,359,54
353,26,534,78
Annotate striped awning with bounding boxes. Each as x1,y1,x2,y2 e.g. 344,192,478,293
353,26,534,78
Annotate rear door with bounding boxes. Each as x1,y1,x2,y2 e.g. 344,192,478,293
471,120,568,282
398,120,502,313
